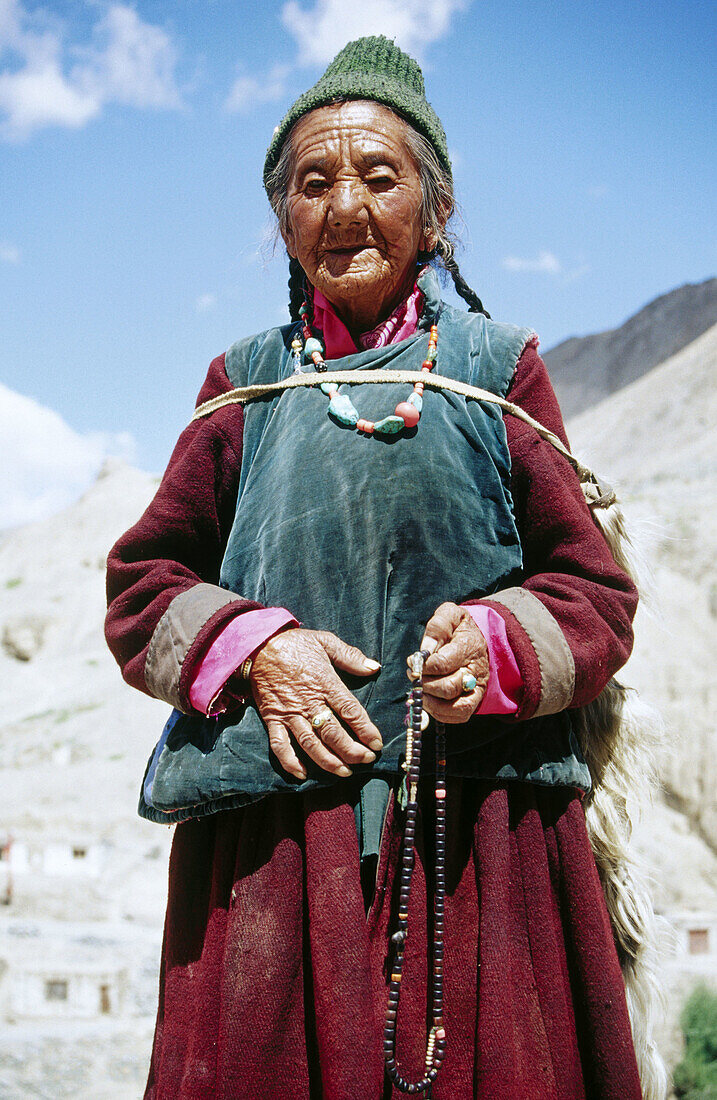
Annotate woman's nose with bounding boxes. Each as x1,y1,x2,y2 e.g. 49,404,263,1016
327,180,368,227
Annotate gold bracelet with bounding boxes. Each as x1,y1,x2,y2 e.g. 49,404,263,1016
239,657,253,681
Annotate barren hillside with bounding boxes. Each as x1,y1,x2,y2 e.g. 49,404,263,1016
544,276,717,418
567,322,717,907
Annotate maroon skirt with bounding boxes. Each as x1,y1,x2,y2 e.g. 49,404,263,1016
145,780,642,1099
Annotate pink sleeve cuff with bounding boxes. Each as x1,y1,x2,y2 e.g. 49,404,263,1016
462,604,523,715
188,606,298,715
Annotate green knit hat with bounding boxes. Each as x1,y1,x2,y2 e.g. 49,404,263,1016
263,35,451,192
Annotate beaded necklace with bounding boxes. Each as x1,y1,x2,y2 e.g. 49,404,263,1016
292,299,438,435
384,648,447,1096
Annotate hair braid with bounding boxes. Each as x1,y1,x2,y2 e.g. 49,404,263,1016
288,257,305,323
440,249,490,318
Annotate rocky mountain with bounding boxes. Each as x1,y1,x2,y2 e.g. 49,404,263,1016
543,276,717,418
565,320,717,1072
567,321,717,906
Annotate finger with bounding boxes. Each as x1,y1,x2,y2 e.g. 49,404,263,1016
316,713,377,764
266,720,307,780
315,631,381,677
422,694,479,724
423,669,467,700
423,636,472,677
325,683,383,751
287,715,352,777
420,602,464,653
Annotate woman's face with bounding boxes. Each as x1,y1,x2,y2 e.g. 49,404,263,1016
281,101,428,332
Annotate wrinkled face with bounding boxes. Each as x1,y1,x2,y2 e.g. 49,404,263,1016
281,101,428,327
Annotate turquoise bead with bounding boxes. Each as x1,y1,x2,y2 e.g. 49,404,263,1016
304,337,324,359
407,392,423,412
373,415,405,434
328,393,359,426
320,381,339,395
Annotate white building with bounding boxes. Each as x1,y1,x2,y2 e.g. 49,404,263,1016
1,835,107,885
0,919,160,1024
7,959,127,1021
664,910,717,978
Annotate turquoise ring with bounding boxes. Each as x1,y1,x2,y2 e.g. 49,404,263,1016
462,672,477,693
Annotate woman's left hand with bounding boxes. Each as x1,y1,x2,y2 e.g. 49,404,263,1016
408,602,490,723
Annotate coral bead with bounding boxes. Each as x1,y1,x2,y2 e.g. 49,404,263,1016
394,401,420,427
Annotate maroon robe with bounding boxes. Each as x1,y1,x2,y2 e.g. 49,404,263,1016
146,780,642,1099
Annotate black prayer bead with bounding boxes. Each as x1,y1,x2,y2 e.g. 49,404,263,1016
384,666,448,1095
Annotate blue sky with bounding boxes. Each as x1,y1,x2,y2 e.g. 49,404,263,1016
0,0,715,522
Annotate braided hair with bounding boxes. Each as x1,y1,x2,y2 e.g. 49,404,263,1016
438,246,490,318
288,257,305,323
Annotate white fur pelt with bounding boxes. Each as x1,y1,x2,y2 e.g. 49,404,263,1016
576,495,669,1100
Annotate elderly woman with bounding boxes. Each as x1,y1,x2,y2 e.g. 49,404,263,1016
106,36,646,1100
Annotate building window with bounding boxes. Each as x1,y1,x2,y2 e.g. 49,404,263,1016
99,983,111,1014
45,979,69,1001
688,928,710,955
72,847,87,859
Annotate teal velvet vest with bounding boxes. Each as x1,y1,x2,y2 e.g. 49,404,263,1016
140,271,590,824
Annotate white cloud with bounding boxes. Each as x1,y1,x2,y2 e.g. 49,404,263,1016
73,5,181,110
0,32,100,134
0,240,20,262
229,0,467,118
0,1,181,140
225,62,291,114
281,0,468,66
0,381,136,528
502,250,562,275
195,292,217,312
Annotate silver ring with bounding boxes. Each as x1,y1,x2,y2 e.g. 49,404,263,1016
461,672,477,693
311,708,332,730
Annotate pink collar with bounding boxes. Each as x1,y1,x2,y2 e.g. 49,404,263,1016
311,277,425,360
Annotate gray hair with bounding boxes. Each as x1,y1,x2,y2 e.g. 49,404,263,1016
265,105,457,267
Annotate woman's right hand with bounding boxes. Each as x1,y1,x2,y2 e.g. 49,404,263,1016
249,628,383,780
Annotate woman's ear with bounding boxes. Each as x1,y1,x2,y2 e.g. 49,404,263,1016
422,201,452,253
280,222,297,259
421,228,437,253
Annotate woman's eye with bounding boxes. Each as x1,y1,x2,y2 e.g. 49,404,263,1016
304,178,327,194
367,175,395,191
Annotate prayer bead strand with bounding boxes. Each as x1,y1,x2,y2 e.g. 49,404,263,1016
384,649,448,1095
